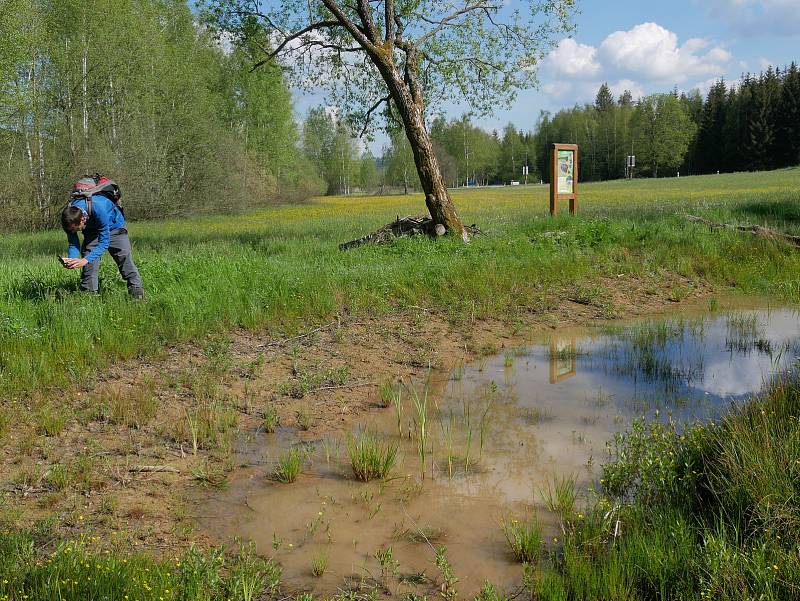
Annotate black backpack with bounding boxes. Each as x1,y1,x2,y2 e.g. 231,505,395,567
70,173,123,217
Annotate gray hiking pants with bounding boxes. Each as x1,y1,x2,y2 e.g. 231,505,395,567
81,228,143,293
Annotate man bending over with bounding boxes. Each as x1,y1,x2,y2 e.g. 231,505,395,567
59,177,144,299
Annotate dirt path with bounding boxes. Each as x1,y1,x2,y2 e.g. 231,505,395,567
0,272,710,556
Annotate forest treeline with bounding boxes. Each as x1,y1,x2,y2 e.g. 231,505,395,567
2,0,798,230
535,65,800,182
0,0,323,231
364,64,800,193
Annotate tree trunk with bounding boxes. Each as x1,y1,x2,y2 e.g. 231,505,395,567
109,73,118,150
372,52,468,240
393,89,467,240
66,39,77,165
82,35,89,165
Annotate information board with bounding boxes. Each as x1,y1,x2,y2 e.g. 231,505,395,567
549,143,579,216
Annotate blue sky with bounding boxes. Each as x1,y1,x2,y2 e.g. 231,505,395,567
476,0,800,133
291,0,800,152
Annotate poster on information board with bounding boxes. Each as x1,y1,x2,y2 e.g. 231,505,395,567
557,150,574,194
549,143,579,216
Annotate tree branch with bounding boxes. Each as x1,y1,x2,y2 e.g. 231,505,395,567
384,0,395,43
252,19,341,69
320,0,378,53
231,9,288,38
357,0,380,43
482,8,528,46
415,2,502,46
359,94,392,137
424,54,505,73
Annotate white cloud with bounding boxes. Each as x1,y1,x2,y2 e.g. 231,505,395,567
540,23,731,104
542,80,599,104
692,77,725,95
544,38,601,77
608,79,645,100
541,78,645,105
598,23,730,83
707,0,800,37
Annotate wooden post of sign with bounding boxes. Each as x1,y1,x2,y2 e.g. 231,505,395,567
549,143,579,216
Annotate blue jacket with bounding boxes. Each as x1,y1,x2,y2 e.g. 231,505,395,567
66,195,127,263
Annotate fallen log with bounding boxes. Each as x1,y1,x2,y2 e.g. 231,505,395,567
685,215,800,248
339,215,482,250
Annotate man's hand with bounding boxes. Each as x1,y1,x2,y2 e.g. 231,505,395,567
61,257,88,269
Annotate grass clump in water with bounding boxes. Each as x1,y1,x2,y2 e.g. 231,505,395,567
378,381,396,408
272,447,306,483
501,514,542,564
311,552,328,577
543,474,577,519
347,430,398,481
262,406,279,433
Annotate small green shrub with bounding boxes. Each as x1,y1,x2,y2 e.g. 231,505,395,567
475,581,511,601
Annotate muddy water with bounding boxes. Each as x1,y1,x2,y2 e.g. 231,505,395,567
199,306,800,597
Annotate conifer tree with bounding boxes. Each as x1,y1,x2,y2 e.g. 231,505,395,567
696,80,729,173
777,63,800,167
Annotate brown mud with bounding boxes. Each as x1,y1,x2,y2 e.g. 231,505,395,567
196,299,799,598
0,273,712,560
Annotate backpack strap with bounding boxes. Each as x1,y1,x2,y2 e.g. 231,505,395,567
68,196,92,219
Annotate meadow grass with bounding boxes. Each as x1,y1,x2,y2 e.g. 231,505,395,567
534,373,800,600
2,169,800,398
0,532,280,601
3,169,800,598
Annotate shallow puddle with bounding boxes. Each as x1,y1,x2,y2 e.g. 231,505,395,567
199,305,800,597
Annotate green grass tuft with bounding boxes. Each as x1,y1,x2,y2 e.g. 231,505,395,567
347,430,398,482
272,447,306,483
501,514,542,564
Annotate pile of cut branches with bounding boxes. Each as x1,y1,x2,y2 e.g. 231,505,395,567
685,214,800,248
339,216,482,250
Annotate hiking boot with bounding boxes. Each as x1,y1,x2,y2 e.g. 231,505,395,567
129,287,145,300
